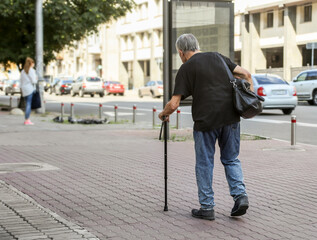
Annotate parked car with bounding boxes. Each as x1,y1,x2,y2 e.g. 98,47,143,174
252,74,297,115
104,81,125,96
71,76,104,97
290,69,317,105
138,81,163,98
4,80,21,95
49,78,61,94
43,75,53,92
54,78,74,95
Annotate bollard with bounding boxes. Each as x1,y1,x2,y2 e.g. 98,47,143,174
61,103,64,121
70,103,74,119
176,108,181,129
114,105,118,122
10,96,13,109
153,106,156,128
99,103,103,119
291,115,296,146
133,104,136,124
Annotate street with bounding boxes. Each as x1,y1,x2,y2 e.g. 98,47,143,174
1,91,317,145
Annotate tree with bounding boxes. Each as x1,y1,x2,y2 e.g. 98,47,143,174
0,0,134,69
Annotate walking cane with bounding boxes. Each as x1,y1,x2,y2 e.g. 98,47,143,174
159,116,168,211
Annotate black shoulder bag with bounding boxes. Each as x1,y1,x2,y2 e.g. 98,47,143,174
26,73,41,110
218,54,265,119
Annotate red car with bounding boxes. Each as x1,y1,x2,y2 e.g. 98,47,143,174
104,81,125,96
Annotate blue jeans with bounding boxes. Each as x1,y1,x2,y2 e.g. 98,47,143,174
24,92,33,120
193,122,247,210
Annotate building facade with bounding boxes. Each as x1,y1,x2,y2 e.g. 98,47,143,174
46,0,163,90
235,0,317,81
46,0,317,87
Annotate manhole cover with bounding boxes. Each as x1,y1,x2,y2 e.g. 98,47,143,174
0,163,59,174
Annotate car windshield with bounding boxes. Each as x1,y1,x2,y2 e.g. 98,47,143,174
157,81,163,85
43,76,51,82
109,81,120,84
87,77,101,82
60,77,73,81
254,75,287,85
61,80,73,84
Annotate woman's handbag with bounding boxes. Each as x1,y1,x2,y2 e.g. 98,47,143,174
218,54,265,119
31,84,41,109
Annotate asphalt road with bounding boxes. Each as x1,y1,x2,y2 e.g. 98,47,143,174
1,91,316,145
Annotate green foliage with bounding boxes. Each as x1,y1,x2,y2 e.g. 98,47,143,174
0,0,134,68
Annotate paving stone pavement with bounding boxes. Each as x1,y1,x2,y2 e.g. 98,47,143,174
1,113,317,239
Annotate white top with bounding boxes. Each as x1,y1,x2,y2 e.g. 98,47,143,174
20,68,37,97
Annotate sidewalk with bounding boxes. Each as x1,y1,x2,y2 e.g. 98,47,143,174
1,112,317,240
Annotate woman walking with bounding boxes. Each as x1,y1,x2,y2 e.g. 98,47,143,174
20,57,37,125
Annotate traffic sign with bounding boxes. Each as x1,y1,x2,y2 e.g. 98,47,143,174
306,42,317,49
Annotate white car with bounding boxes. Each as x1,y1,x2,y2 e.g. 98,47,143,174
290,69,317,105
138,81,163,98
71,76,104,98
252,74,297,115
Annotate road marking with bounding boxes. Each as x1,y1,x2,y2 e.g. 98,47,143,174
103,112,145,117
245,118,317,128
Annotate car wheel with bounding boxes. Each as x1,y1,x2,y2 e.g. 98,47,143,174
119,93,124,96
5,90,8,96
151,91,156,98
71,89,76,97
79,89,84,97
106,91,111,95
138,90,143,98
282,109,293,115
99,93,104,98
90,94,95,98
312,90,317,105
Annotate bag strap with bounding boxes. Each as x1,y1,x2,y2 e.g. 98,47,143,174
25,70,38,91
217,53,237,87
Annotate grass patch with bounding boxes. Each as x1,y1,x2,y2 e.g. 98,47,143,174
40,112,52,117
241,134,267,140
50,119,70,124
158,133,267,142
108,119,129,124
170,133,193,142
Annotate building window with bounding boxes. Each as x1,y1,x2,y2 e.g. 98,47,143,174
266,12,274,28
278,10,284,26
304,5,312,22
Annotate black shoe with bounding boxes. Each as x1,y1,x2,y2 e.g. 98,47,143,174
192,208,215,220
231,195,249,216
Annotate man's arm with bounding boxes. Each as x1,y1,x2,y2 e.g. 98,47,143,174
233,65,254,91
158,95,182,122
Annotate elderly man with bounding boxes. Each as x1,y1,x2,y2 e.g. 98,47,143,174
159,33,252,220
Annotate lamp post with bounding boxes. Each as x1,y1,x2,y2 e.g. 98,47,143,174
36,0,45,113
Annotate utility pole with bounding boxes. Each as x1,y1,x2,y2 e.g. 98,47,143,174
36,0,45,113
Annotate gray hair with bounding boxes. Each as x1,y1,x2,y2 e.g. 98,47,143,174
175,33,200,53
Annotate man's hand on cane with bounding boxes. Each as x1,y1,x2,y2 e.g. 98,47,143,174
158,95,182,122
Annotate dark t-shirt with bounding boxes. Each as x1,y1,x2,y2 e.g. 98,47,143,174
173,52,240,132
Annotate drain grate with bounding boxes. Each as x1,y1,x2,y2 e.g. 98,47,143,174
0,162,59,174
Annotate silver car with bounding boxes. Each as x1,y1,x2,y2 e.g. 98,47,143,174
290,69,317,105
5,80,21,96
71,76,104,98
138,81,163,98
252,74,297,115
